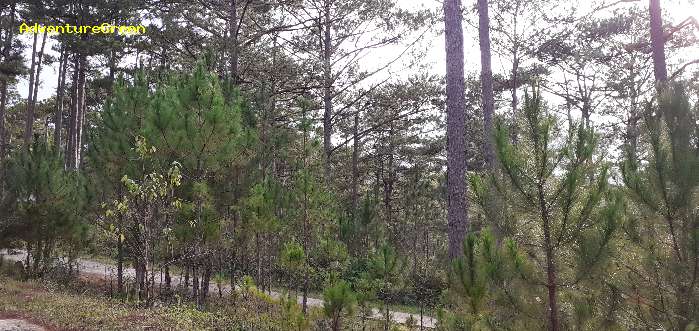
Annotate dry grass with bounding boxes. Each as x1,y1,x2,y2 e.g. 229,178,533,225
0,271,404,331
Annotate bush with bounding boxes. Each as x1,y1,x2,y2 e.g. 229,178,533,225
1,140,89,277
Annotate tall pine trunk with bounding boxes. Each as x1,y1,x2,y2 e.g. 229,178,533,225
54,47,68,150
116,204,124,297
192,262,199,302
66,55,80,168
539,183,559,331
31,31,47,118
302,108,310,314
649,0,668,82
478,0,495,170
0,3,16,192
322,0,333,180
443,0,469,260
117,225,124,296
23,33,38,148
383,125,395,227
199,259,211,308
506,0,522,144
229,0,239,84
351,111,360,215
74,54,87,169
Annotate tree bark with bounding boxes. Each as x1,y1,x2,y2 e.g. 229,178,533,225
66,55,80,168
332,314,341,331
351,111,360,215
0,3,16,190
164,265,171,292
229,0,239,84
31,31,47,118
383,125,395,226
443,0,469,260
54,48,68,150
539,183,559,331
649,0,668,82
117,216,124,296
74,54,87,169
23,33,39,148
507,0,522,144
192,263,199,301
184,263,190,288
302,108,310,314
478,0,496,170
625,64,640,161
322,0,333,180
135,260,146,302
199,259,211,308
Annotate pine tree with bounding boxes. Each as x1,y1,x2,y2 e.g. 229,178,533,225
367,243,404,331
463,86,622,330
290,100,338,313
621,84,698,330
1,139,88,277
89,74,151,296
241,177,282,293
444,230,533,330
0,2,23,195
146,61,244,307
90,63,246,306
323,279,356,331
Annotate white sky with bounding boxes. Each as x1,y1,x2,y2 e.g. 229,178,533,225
14,0,699,104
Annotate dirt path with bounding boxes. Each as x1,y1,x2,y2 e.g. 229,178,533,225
1,250,437,328
0,319,45,331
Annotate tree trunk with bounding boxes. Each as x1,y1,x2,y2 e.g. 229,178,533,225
478,0,495,170
625,66,640,161
0,3,16,193
164,265,171,292
384,303,390,331
351,111,360,215
31,31,47,117
192,263,199,301
107,48,117,97
229,0,239,84
117,223,124,296
322,0,333,179
23,33,39,148
383,126,395,227
184,263,190,288
0,66,7,165
649,0,668,82
136,260,147,303
302,108,310,314
539,183,559,331
66,55,80,168
332,314,341,331
505,0,523,144
255,232,261,287
74,54,87,169
54,48,68,150
443,0,469,260
199,259,211,308
420,304,424,330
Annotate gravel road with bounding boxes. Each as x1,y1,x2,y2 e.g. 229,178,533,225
0,319,45,331
1,250,437,329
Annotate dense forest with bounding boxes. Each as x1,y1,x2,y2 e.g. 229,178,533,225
0,0,697,330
